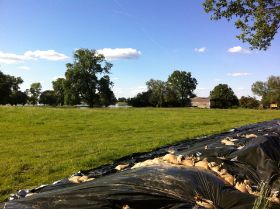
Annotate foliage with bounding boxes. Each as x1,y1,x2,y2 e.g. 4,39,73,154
27,82,42,105
240,96,260,109
52,78,65,106
64,49,113,107
128,70,197,107
167,70,197,106
39,90,57,106
252,75,280,107
203,0,280,50
146,79,167,107
210,84,239,108
127,91,152,107
252,182,270,209
9,91,28,106
1,107,280,201
98,75,116,107
0,71,23,105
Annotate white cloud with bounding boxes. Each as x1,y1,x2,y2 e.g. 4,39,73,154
18,66,30,70
97,48,141,60
227,72,251,77
194,47,206,53
227,46,251,54
0,51,25,64
24,50,69,61
0,50,69,64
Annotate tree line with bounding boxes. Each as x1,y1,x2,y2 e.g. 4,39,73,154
1,48,279,109
125,75,280,109
0,49,116,107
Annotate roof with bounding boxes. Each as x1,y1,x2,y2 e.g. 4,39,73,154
191,97,210,103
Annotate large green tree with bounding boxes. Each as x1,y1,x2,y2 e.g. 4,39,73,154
28,82,42,105
239,96,260,109
0,71,23,104
9,91,28,106
210,84,239,108
52,78,65,106
39,90,57,106
98,75,116,107
65,49,113,107
203,0,280,50
127,91,152,107
251,75,280,107
167,70,197,106
146,79,167,107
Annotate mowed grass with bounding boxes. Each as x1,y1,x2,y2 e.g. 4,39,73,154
0,107,280,201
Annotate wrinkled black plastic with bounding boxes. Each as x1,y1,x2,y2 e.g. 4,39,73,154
2,119,280,209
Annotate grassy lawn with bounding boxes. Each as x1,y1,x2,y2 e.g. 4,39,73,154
0,106,280,201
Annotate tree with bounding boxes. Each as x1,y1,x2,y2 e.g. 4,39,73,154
39,90,57,105
28,82,42,105
52,78,65,106
239,96,260,109
167,70,197,106
210,84,239,108
146,79,167,107
203,0,280,50
98,75,116,107
9,91,28,106
252,75,280,107
0,71,23,104
127,91,152,107
65,49,113,107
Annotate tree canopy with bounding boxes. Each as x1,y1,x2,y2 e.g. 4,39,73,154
146,79,167,107
39,90,57,106
27,82,42,105
52,78,65,106
167,70,197,106
252,75,280,107
239,96,260,109
64,49,115,107
203,0,280,50
0,71,23,105
210,84,239,108
128,70,197,107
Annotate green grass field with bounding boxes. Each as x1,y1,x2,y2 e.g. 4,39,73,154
0,107,280,201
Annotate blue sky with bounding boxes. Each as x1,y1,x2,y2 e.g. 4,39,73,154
0,0,279,98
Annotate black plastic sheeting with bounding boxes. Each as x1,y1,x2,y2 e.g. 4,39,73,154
2,119,280,209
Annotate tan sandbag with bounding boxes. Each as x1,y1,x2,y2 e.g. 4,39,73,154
115,164,129,171
210,165,220,173
162,153,179,164
69,176,82,184
181,159,193,167
235,182,248,193
244,134,257,138
221,174,234,185
79,175,89,182
269,194,280,204
219,169,227,175
221,138,235,145
195,159,209,170
131,158,163,169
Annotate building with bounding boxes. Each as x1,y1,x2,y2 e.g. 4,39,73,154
191,97,210,108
